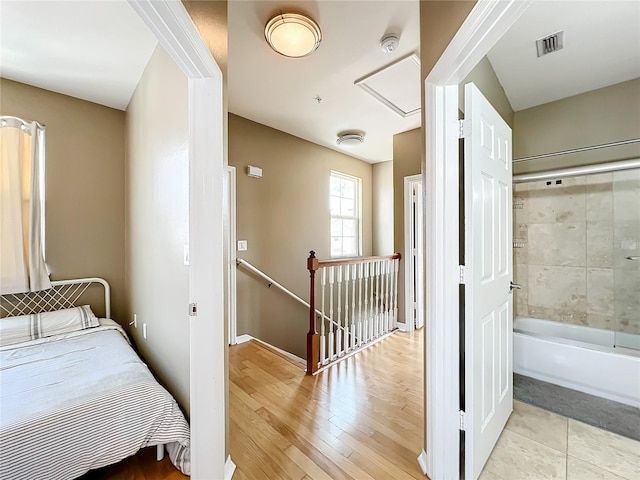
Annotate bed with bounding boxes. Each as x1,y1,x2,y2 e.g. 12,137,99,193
0,278,190,479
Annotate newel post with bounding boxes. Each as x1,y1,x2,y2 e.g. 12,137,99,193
306,251,320,375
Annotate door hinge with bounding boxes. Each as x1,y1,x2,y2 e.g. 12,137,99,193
459,410,466,431
189,303,198,316
458,119,471,139
458,265,467,285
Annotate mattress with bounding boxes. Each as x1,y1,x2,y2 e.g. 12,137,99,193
0,319,190,479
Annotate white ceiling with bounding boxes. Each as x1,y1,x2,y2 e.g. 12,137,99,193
0,1,157,111
228,1,421,164
488,1,640,112
1,1,638,162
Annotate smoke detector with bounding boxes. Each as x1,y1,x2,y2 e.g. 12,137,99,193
536,31,564,57
380,33,399,53
336,132,365,147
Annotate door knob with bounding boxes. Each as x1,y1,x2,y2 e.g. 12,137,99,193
509,281,521,292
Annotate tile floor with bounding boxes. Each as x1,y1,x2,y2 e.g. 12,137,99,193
480,400,640,480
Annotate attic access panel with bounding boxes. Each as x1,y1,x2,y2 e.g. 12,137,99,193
355,52,421,118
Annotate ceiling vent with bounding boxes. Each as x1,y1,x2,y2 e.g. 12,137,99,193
536,31,564,57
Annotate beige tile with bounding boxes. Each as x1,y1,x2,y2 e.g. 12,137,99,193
614,268,640,334
505,400,568,453
567,456,627,480
613,170,640,224
586,268,614,316
528,266,586,313
527,178,586,223
587,221,614,268
585,313,614,331
514,264,528,317
586,174,613,222
613,222,640,270
528,222,586,267
483,429,566,480
479,469,506,480
568,420,640,480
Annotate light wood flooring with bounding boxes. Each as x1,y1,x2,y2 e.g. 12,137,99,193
229,332,425,480
84,330,424,479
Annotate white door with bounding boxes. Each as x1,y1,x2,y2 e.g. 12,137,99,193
404,175,424,332
464,83,513,480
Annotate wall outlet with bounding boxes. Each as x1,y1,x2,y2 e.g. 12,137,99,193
143,323,147,339
237,240,248,251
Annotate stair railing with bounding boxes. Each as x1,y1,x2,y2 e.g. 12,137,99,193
306,251,401,375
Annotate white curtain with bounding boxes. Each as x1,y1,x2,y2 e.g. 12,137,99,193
0,119,51,294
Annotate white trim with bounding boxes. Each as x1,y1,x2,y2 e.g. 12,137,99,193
127,1,228,479
329,170,362,258
403,174,423,333
225,455,237,480
225,166,237,345
423,0,533,478
417,449,428,476
234,334,306,365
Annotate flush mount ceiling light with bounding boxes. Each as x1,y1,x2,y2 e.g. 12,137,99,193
265,12,322,58
336,133,365,147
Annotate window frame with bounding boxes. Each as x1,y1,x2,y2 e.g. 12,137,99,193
329,170,362,258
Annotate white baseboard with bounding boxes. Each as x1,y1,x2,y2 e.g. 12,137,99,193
233,334,305,364
417,449,428,476
225,455,236,480
235,334,253,344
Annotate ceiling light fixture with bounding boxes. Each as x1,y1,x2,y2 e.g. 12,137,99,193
336,133,365,147
265,12,322,58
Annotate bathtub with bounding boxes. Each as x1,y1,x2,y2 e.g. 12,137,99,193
513,317,640,408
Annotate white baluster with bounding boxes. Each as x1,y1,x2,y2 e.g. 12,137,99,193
377,261,383,337
328,266,335,361
351,264,357,350
369,263,376,340
363,262,370,343
336,265,342,358
344,264,350,354
320,267,326,364
393,258,399,329
357,263,363,347
384,259,390,333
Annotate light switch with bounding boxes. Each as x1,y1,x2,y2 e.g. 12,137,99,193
237,240,248,251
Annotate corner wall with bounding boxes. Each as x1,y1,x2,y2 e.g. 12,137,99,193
0,79,126,321
373,161,394,256
125,45,191,414
229,114,373,358
393,128,422,324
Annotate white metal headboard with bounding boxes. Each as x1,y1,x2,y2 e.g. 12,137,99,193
0,278,111,318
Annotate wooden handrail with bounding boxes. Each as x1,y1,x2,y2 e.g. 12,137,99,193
314,252,401,269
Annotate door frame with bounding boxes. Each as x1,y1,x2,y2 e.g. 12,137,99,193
225,166,237,345
127,1,230,478
420,1,533,478
402,174,424,333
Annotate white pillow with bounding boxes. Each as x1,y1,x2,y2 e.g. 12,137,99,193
0,305,99,347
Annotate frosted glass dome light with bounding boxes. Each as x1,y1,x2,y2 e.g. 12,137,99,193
265,13,322,58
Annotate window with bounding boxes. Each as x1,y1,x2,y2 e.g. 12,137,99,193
330,171,361,257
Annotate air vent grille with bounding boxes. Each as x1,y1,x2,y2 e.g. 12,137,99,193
536,31,564,57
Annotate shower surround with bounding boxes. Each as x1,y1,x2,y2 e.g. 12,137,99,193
513,170,640,337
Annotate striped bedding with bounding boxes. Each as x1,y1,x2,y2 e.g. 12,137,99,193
0,319,190,479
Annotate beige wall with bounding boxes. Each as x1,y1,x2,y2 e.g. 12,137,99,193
229,114,373,358
125,45,191,414
460,56,514,127
392,128,422,324
373,161,394,256
0,79,125,321
514,78,640,174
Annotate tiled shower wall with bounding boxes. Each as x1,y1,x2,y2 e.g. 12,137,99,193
513,170,640,335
